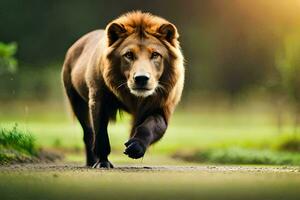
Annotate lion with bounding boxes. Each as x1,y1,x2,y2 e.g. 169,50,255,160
62,11,184,168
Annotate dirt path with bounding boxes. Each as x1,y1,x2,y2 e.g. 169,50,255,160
1,163,300,200
1,163,300,172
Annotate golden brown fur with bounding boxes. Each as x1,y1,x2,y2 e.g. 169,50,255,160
62,11,184,168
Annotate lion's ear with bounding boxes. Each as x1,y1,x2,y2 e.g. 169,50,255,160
106,23,127,46
158,23,179,46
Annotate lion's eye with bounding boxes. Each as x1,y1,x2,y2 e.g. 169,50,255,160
151,52,161,59
123,51,134,60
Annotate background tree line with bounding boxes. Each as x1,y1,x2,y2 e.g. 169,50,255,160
0,0,299,123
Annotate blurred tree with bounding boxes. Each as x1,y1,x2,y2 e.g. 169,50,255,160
211,1,279,104
276,32,300,134
215,31,275,99
0,0,300,104
0,42,18,74
0,0,184,65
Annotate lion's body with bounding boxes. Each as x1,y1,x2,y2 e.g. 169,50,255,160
62,11,184,168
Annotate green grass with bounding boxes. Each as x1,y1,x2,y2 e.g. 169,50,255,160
0,124,36,154
178,147,300,165
0,124,37,163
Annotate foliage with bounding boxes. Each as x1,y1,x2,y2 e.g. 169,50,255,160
0,1,297,99
0,125,38,163
0,42,18,74
274,32,300,131
273,134,300,152
276,33,300,103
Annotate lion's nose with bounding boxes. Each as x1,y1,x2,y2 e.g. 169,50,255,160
134,73,150,86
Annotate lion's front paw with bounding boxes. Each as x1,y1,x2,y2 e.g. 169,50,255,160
124,138,146,159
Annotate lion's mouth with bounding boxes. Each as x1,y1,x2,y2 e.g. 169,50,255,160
129,86,155,97
132,87,152,91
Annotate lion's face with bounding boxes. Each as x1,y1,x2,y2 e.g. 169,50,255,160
105,15,180,98
116,34,168,97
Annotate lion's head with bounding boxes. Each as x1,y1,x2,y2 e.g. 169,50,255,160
103,11,183,99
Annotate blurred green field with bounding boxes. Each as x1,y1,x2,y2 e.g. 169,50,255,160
0,104,283,152
1,100,299,163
